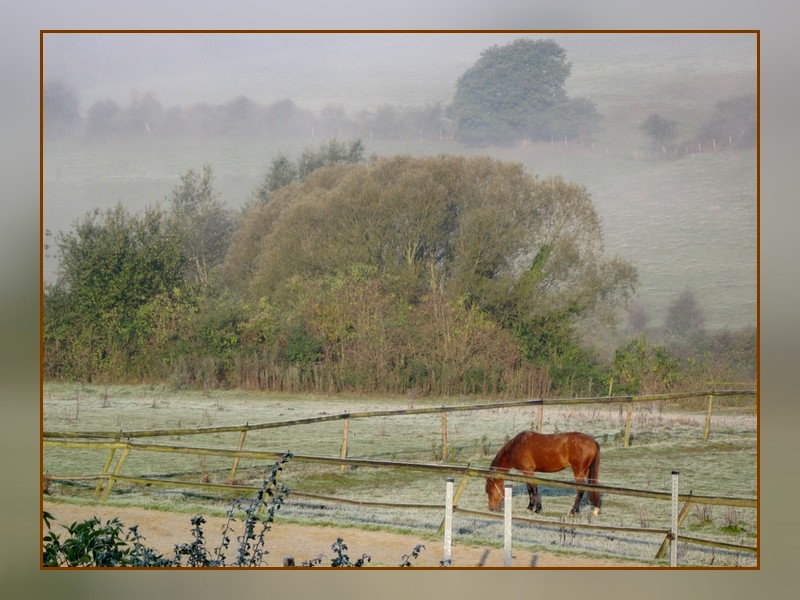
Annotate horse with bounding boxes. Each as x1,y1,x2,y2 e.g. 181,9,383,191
484,431,601,516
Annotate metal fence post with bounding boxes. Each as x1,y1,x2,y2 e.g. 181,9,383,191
671,470,680,567
504,482,513,567
443,477,453,566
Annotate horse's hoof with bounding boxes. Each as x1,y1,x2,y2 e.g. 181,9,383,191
592,507,601,517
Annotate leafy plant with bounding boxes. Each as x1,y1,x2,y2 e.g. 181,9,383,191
42,511,171,567
43,452,428,568
43,453,292,568
329,537,371,567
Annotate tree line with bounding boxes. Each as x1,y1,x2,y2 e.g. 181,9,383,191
43,140,755,397
44,39,601,145
45,38,755,151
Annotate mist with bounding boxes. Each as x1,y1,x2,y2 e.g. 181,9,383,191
42,32,757,331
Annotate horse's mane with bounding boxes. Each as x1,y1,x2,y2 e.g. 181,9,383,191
489,434,520,470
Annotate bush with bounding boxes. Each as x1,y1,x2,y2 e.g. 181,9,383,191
42,453,426,568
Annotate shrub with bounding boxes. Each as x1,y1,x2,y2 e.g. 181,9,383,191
42,452,426,568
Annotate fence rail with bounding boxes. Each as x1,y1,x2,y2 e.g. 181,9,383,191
43,389,755,445
43,388,758,565
43,437,757,559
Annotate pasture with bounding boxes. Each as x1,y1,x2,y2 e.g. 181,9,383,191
42,382,757,567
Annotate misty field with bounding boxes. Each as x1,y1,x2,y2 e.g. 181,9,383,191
43,383,757,567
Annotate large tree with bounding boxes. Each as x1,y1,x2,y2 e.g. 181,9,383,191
450,39,601,145
227,154,637,379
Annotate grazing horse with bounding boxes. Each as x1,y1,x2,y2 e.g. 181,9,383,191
484,431,601,515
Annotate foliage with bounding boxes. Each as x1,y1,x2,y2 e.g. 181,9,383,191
44,203,188,382
695,93,756,148
44,455,291,567
42,511,172,567
611,337,680,395
664,288,706,341
640,113,677,147
43,452,426,568
43,80,81,137
167,164,237,291
450,39,601,145
254,138,366,203
224,153,636,395
43,141,753,396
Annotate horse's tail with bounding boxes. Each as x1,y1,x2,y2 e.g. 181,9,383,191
588,443,601,508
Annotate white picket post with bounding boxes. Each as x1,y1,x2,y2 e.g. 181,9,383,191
443,477,453,566
504,482,513,567
671,470,680,567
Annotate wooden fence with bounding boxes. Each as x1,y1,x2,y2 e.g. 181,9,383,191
44,389,756,470
43,440,757,561
43,388,757,564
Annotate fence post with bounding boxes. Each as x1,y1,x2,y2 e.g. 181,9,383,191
624,401,633,447
93,446,118,499
703,395,715,441
670,470,680,567
504,482,513,567
441,412,448,462
100,444,131,501
656,492,693,559
340,416,350,472
229,429,248,482
437,472,470,536
443,478,454,566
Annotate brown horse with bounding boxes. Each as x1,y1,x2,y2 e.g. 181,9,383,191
485,431,601,515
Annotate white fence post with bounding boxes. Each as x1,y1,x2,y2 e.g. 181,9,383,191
504,482,513,567
671,470,680,567
443,477,453,566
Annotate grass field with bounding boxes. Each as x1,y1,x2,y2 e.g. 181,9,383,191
42,382,757,567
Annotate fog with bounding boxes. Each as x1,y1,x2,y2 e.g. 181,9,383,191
44,33,754,114
42,32,757,330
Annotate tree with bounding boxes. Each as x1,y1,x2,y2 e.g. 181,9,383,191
253,138,365,204
640,113,677,147
44,80,81,137
696,93,756,148
86,98,124,137
126,90,164,134
168,165,236,290
450,39,600,145
44,204,187,380
230,154,636,387
664,288,705,339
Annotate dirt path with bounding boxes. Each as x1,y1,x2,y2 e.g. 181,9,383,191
43,501,651,568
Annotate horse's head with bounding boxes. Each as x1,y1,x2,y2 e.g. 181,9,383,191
485,477,505,512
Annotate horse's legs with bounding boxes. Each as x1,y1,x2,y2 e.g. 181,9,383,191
522,468,542,512
570,468,588,515
570,486,586,514
526,483,542,513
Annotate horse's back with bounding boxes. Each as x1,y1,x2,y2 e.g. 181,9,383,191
520,430,598,466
